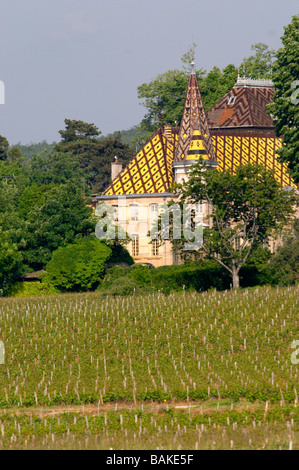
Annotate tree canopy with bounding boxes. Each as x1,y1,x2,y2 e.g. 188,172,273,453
55,119,134,193
267,15,299,184
166,161,297,288
137,43,276,133
45,238,112,292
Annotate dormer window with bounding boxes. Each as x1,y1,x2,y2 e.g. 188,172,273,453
228,96,236,105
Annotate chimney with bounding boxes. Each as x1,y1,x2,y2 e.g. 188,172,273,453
111,156,123,181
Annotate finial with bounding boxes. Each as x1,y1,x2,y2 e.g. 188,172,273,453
114,155,118,163
191,43,195,74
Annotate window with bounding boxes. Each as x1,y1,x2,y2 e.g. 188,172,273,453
152,239,159,256
130,204,139,221
150,204,159,220
132,235,139,256
228,96,236,105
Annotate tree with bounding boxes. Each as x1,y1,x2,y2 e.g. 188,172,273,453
137,69,191,132
45,238,112,292
24,151,84,186
199,65,238,111
262,220,299,286
0,229,23,296
267,15,299,184
58,119,101,142
11,141,55,160
55,120,134,193
241,43,275,79
137,48,239,132
169,161,297,289
0,135,9,161
22,182,96,270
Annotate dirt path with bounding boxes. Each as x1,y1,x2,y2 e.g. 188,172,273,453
0,399,261,417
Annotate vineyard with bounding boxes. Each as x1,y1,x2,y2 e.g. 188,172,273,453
0,285,298,449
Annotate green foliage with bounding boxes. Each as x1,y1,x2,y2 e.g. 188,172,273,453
17,183,47,219
137,64,238,133
151,262,230,294
175,161,297,288
0,230,23,295
100,261,231,295
267,15,299,184
11,140,55,160
0,404,297,449
45,238,112,291
21,182,96,270
0,160,29,193
239,246,272,287
55,119,134,193
261,222,299,286
0,286,298,410
241,43,275,79
106,243,134,267
0,135,9,161
58,119,101,142
8,281,60,297
137,69,191,132
24,151,84,186
199,65,238,111
101,276,141,296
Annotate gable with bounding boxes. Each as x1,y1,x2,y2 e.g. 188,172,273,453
104,129,177,196
207,86,275,128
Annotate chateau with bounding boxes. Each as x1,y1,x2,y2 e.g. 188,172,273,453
94,66,297,267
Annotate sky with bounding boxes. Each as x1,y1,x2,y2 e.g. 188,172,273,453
0,0,298,145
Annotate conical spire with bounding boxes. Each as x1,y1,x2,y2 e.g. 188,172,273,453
186,126,210,160
174,66,215,162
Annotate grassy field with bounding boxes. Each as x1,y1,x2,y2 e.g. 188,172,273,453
0,285,298,449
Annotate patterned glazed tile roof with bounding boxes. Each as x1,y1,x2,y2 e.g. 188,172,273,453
174,72,216,162
212,135,296,188
207,86,275,128
186,127,211,161
103,73,296,196
103,129,177,196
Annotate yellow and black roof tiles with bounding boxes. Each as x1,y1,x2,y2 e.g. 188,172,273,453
104,129,176,196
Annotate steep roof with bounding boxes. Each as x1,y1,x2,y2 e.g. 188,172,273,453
186,127,212,161
174,72,216,162
103,129,177,196
102,76,296,196
213,135,296,188
207,81,275,129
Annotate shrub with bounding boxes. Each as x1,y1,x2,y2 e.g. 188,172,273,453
260,238,299,286
8,281,59,297
151,261,231,293
102,277,141,296
45,238,112,292
100,260,231,295
106,243,134,267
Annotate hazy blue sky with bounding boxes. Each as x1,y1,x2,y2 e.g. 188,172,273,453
0,0,298,144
